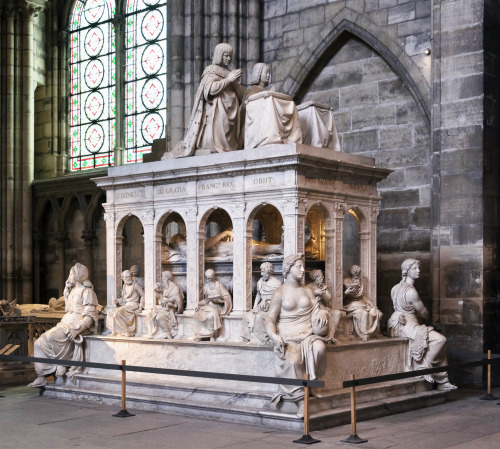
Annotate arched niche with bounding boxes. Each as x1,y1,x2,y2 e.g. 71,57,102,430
118,214,145,282
157,211,187,306
342,208,361,275
91,203,107,305
38,202,59,302
305,204,327,262
201,208,234,294
248,204,284,304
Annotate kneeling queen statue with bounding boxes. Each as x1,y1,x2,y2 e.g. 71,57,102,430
28,263,98,387
388,259,456,391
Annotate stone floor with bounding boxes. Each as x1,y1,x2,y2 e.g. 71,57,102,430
0,385,499,449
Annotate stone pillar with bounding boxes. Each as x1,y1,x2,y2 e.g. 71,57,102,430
54,231,68,296
185,212,200,312
332,202,347,307
32,232,42,303
231,208,249,313
282,198,306,258
81,229,96,281
140,210,155,309
103,210,117,308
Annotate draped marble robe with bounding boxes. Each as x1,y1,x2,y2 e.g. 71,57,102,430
180,64,242,155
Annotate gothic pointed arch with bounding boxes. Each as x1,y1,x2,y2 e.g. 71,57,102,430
280,13,430,130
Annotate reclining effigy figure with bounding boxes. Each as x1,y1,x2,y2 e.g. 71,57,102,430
190,269,232,341
388,259,457,391
308,269,343,343
106,270,144,337
241,262,281,345
343,265,382,341
147,271,184,339
266,254,330,405
28,263,98,387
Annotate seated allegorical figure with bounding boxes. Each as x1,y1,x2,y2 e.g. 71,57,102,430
28,263,98,387
190,269,232,341
308,269,343,343
266,254,330,405
241,262,282,345
106,270,144,337
147,271,184,339
168,42,245,157
343,265,382,341
388,259,457,391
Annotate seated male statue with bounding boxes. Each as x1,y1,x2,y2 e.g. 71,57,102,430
388,259,457,391
147,271,184,339
241,262,281,345
190,269,232,341
343,265,382,341
106,269,144,337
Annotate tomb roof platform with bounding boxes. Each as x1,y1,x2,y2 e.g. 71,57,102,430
93,143,392,194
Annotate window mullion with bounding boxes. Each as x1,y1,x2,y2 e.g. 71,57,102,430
113,13,126,166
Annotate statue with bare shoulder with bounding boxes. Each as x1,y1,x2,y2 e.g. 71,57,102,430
388,259,457,391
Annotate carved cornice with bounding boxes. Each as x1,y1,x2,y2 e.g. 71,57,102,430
0,0,49,19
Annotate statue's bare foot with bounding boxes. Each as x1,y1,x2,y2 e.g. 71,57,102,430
55,365,67,377
28,376,47,387
437,381,457,391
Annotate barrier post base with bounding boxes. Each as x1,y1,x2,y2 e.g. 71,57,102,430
112,409,135,418
341,434,368,444
293,434,321,445
480,393,499,401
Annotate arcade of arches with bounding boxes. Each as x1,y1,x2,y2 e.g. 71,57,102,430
1,0,500,386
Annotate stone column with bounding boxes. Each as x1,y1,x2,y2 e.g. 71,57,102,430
332,202,347,307
81,229,96,281
231,206,249,313
282,198,306,258
103,210,117,309
140,210,155,309
32,231,42,303
54,231,68,296
185,211,200,312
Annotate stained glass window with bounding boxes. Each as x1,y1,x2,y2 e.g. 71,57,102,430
69,0,167,171
124,0,167,164
70,0,116,171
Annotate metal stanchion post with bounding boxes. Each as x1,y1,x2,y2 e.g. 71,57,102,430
113,360,135,417
293,374,320,445
341,373,367,444
480,350,498,401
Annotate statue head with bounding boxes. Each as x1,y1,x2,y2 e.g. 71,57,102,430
282,253,304,280
205,268,216,283
349,265,361,280
121,270,132,285
212,43,233,66
260,261,274,280
401,259,420,281
130,265,140,277
309,269,324,284
161,270,173,283
249,63,270,86
69,263,89,284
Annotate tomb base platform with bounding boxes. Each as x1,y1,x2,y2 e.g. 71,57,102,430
41,336,448,430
